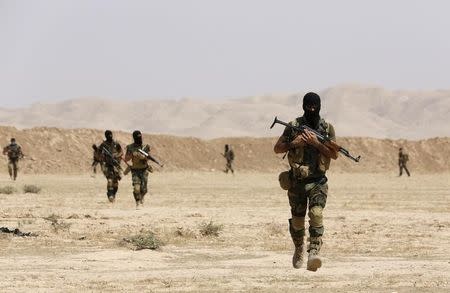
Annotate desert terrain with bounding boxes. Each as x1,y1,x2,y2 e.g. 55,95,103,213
0,171,449,292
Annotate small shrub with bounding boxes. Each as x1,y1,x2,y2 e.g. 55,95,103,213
123,230,163,250
199,221,223,237
44,213,60,224
44,213,70,233
0,186,16,194
23,184,41,194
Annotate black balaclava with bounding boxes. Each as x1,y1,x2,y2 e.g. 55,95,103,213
225,144,229,152
105,130,113,142
302,92,321,128
10,138,16,145
133,130,143,146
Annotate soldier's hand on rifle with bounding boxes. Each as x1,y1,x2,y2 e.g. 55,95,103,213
301,129,320,147
290,135,307,148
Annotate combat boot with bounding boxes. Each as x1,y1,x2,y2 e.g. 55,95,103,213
307,236,323,272
289,219,305,269
292,236,304,269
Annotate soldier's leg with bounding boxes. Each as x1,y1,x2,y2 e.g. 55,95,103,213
139,170,149,204
399,165,402,176
306,182,328,272
12,161,18,180
404,165,410,177
288,185,307,269
132,171,142,207
229,161,234,174
8,161,13,179
106,178,115,202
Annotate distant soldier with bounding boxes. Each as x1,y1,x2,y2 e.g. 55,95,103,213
223,144,235,174
124,130,153,208
398,147,410,177
2,138,24,180
91,144,103,176
98,130,123,202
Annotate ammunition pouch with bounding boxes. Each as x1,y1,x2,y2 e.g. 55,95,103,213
278,170,293,190
291,163,311,180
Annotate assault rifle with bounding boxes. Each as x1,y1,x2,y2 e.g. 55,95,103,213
101,146,122,167
270,116,361,162
138,149,164,167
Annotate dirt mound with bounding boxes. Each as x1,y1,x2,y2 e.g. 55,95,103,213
1,126,449,174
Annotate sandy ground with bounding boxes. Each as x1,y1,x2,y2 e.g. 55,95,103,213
0,171,449,292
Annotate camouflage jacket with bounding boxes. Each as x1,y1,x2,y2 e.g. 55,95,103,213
99,140,123,166
3,143,23,160
282,116,335,179
126,143,151,170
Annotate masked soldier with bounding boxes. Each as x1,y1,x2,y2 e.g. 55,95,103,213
273,92,338,271
223,144,235,174
124,130,153,208
98,130,123,202
398,147,410,177
2,138,24,180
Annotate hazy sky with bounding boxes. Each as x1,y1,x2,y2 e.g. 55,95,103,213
1,0,449,107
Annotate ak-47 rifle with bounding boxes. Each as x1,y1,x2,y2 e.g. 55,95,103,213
270,116,361,162
101,146,122,167
138,149,164,167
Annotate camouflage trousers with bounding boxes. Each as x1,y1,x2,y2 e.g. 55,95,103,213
131,168,149,202
8,159,19,180
399,164,410,177
287,177,328,241
101,164,121,198
225,160,234,174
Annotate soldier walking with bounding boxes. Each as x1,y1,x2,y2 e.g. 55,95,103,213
223,144,235,174
124,130,155,208
398,147,410,177
2,138,24,180
273,92,338,271
98,130,123,202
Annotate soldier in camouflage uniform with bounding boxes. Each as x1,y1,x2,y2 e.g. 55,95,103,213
398,147,410,177
2,138,24,181
274,92,338,271
91,144,103,176
124,130,153,208
223,144,235,174
98,130,123,203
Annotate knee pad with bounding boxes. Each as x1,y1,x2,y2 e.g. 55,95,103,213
308,206,323,227
107,179,114,188
133,184,141,195
291,216,305,231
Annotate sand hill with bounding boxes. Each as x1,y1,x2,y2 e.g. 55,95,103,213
0,84,449,139
1,126,449,174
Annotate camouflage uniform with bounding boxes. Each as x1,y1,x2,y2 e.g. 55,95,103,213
223,145,235,174
279,116,335,270
126,143,152,207
99,140,123,202
3,141,24,180
398,148,410,177
91,144,103,175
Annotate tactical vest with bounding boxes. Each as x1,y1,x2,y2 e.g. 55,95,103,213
100,141,122,165
127,143,150,170
6,144,21,160
286,117,331,179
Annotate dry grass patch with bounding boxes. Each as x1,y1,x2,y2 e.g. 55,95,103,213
199,221,223,237
122,230,164,250
0,186,16,194
23,184,41,194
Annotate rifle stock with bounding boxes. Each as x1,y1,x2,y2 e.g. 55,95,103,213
270,116,361,163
